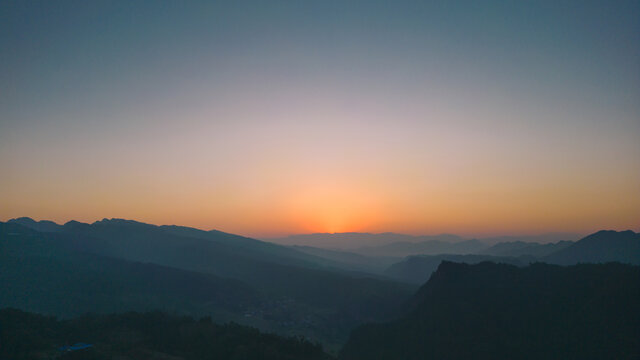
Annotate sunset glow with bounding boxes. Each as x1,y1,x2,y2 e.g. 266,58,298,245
1,1,638,238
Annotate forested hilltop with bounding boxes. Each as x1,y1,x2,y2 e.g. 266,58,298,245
0,309,333,360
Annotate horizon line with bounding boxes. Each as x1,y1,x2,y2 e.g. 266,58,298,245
6,215,627,241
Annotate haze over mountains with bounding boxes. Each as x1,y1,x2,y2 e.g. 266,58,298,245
265,233,466,249
2,217,639,358
5,217,639,281
384,230,639,284
265,232,582,255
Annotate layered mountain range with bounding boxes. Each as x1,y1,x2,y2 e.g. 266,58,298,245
2,217,638,357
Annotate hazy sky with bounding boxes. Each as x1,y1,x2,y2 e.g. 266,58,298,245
1,0,639,237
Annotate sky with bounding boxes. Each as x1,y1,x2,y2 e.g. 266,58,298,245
1,0,639,238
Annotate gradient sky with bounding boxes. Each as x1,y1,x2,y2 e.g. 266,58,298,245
1,0,639,237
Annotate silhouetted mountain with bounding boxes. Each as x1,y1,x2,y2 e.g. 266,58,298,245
160,223,327,265
341,261,640,360
58,218,325,270
479,240,573,257
0,220,413,348
47,218,412,304
160,224,386,275
0,309,332,360
383,254,531,284
545,230,640,265
265,233,464,250
353,239,487,257
0,222,259,319
8,216,63,232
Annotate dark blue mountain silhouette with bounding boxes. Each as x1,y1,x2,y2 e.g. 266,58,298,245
545,230,639,265
341,261,640,359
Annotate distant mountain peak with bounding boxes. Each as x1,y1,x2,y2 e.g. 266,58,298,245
578,229,638,243
10,216,36,223
590,229,637,236
8,217,62,232
63,220,85,225
545,230,639,265
92,218,150,226
62,220,91,231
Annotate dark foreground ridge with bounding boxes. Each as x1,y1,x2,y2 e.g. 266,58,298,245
340,261,640,360
0,309,333,360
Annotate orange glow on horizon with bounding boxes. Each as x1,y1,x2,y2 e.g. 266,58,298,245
1,0,639,241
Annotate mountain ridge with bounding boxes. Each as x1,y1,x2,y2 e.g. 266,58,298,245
0,219,414,349
544,229,639,265
341,261,640,359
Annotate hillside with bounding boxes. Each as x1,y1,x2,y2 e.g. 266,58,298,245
341,261,640,360
0,220,414,349
0,309,332,360
0,222,259,319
